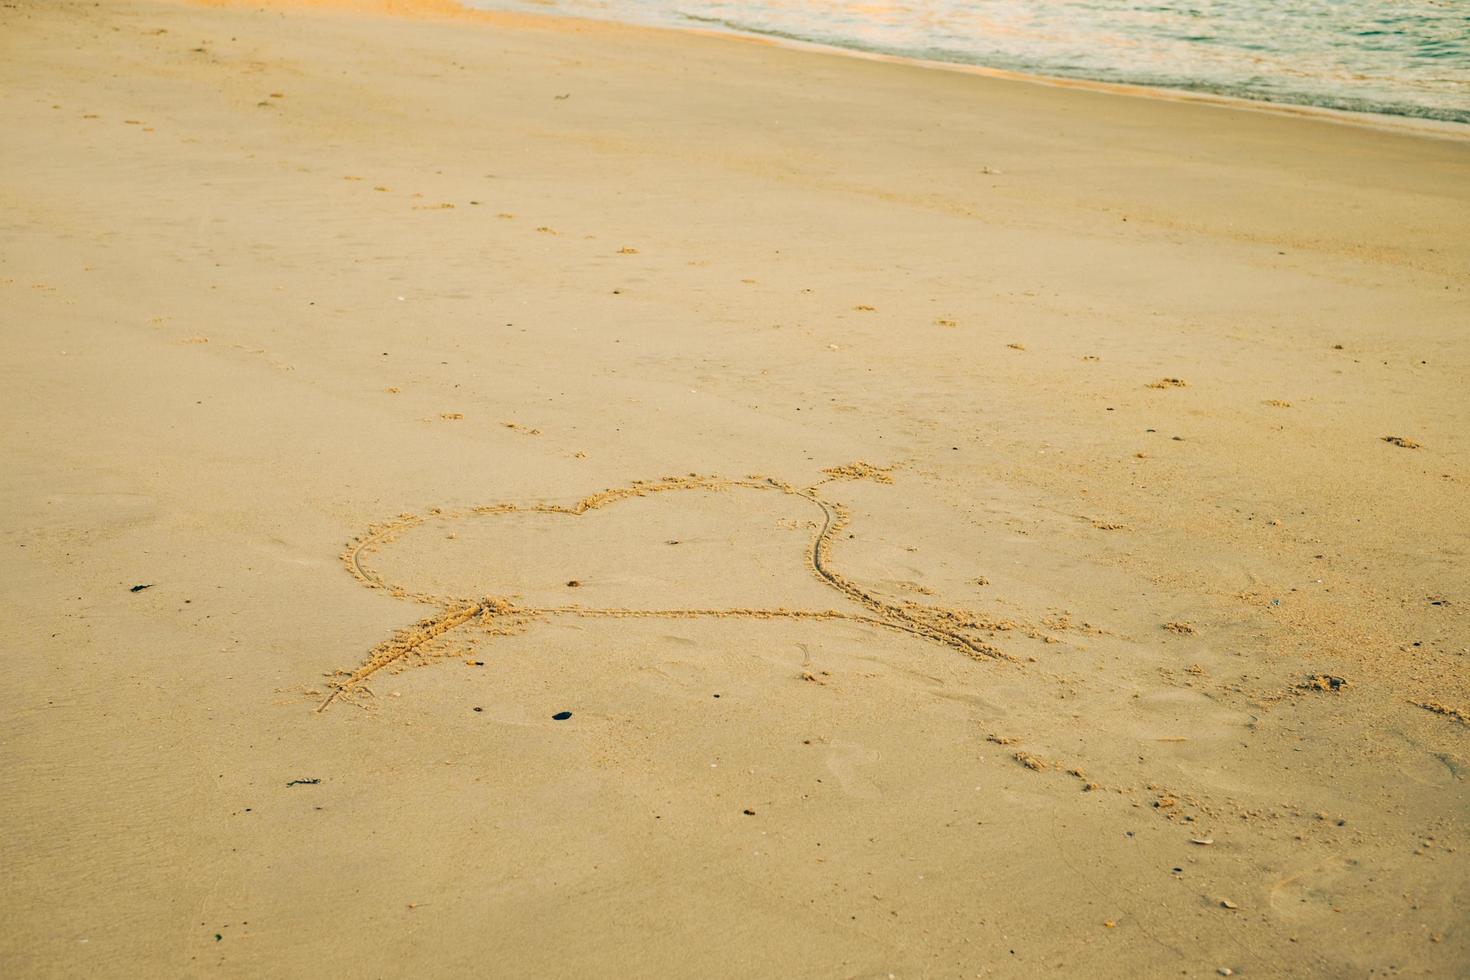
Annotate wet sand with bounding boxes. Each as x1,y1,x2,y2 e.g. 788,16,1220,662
2,0,1468,975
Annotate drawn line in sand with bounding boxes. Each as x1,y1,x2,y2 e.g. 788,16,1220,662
321,474,1024,711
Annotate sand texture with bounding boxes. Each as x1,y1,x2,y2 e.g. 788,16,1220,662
2,0,1468,975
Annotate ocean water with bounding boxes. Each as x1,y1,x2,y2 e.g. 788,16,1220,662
468,0,1470,125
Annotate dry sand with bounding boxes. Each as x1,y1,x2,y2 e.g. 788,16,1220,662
2,0,1468,975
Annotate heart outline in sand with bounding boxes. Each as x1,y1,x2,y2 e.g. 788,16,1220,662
321,474,1016,710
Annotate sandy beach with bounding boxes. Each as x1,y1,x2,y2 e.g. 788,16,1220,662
2,0,1468,975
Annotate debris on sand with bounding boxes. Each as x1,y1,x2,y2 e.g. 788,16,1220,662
1299,674,1347,692
1146,377,1187,389
1382,435,1422,449
821,461,894,484
1163,621,1195,634
1014,751,1047,771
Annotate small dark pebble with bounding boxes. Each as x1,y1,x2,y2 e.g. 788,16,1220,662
743,809,756,815
552,711,572,721
566,580,580,588
130,583,154,593
473,706,483,712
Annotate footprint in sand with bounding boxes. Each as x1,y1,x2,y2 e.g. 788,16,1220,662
1267,856,1354,919
825,741,884,799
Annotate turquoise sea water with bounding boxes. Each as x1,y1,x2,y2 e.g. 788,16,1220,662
467,0,1470,124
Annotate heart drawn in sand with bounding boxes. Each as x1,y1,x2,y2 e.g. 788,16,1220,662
320,474,1017,710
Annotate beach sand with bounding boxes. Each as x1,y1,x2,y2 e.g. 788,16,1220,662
2,0,1467,975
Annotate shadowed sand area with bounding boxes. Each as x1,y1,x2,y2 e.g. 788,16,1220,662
1,0,1468,975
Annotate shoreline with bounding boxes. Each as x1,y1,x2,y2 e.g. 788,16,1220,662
199,0,1470,140
668,19,1470,141
499,3,1470,141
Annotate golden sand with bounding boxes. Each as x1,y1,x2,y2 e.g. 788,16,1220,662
2,0,1467,975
